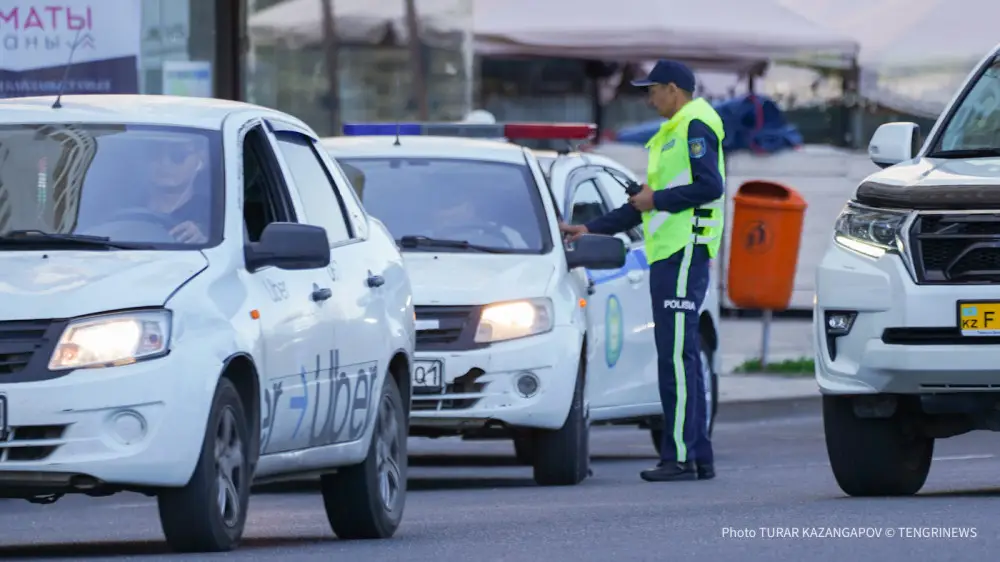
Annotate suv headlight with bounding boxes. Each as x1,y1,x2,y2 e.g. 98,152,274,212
833,201,909,258
49,310,172,371
474,298,553,343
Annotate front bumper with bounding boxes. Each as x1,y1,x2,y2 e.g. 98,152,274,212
815,242,1000,395
410,326,582,431
0,348,216,492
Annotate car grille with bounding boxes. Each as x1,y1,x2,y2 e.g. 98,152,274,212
910,213,1000,284
0,320,58,377
414,305,483,351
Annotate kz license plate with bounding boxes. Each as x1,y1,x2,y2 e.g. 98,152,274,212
0,394,7,440
413,360,444,392
958,301,1000,336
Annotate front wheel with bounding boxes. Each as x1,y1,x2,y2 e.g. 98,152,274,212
157,378,251,553
530,358,590,486
321,373,407,539
824,395,933,497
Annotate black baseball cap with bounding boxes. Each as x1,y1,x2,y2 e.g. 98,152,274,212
631,59,696,92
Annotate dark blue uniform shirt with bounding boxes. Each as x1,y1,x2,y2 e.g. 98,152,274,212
585,119,724,235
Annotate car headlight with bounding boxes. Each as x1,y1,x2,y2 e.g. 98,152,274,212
474,298,553,343
833,201,909,258
49,310,172,371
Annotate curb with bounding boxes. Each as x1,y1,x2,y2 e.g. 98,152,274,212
717,394,821,423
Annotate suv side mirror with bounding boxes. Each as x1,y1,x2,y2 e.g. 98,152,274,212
245,222,330,272
566,234,626,270
868,122,921,169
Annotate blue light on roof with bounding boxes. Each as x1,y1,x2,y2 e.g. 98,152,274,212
342,123,423,136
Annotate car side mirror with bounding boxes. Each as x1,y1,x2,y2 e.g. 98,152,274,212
245,222,330,272
566,234,626,270
868,122,921,169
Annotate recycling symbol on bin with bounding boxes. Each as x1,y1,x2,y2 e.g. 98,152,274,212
742,220,773,254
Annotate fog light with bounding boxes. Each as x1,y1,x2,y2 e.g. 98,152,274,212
824,311,857,361
515,372,540,398
110,410,146,445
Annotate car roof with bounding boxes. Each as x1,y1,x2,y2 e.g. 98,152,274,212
0,94,308,130
321,135,529,165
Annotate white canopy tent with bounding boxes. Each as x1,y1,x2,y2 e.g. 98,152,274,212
473,0,859,72
777,0,1000,117
248,0,859,72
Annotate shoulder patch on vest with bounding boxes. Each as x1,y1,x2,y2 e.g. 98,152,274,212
688,137,706,159
661,139,676,152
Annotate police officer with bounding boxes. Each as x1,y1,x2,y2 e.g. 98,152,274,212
560,60,726,482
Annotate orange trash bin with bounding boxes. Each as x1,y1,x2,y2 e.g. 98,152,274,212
726,181,807,311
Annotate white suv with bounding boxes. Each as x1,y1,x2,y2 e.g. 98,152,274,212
816,44,1000,497
0,95,415,552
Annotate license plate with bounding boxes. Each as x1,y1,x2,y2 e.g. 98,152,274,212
413,360,444,392
958,301,1000,336
0,394,7,440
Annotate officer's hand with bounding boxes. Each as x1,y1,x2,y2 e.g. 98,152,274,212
628,184,656,212
559,222,588,242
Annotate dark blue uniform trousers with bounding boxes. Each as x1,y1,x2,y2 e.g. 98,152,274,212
650,244,714,465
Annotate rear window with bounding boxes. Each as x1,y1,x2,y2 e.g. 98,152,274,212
338,157,552,254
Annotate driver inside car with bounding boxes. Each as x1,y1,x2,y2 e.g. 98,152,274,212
144,136,211,244
428,197,528,249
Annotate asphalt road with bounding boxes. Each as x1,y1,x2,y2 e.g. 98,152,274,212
2,412,998,561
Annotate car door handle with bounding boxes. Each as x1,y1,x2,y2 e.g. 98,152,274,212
367,271,385,288
626,270,644,284
311,286,332,302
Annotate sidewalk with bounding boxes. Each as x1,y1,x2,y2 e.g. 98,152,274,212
715,318,820,419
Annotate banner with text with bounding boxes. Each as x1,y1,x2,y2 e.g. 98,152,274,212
0,1,141,98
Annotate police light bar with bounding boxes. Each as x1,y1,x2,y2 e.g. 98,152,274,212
341,122,597,140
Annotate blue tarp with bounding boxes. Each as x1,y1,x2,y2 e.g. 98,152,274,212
614,94,803,154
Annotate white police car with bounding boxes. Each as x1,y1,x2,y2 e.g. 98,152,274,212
816,45,1000,497
0,95,414,551
324,122,721,485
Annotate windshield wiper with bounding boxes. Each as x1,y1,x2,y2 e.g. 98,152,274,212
397,235,510,253
0,230,152,250
927,148,1000,158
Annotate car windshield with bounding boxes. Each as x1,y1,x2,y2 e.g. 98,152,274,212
931,56,1000,155
337,157,551,253
0,123,222,248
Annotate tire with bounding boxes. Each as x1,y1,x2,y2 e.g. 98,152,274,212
531,357,589,486
321,373,407,539
823,395,933,497
512,432,535,466
158,377,251,553
650,332,718,457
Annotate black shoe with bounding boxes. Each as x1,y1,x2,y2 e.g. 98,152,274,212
640,461,697,482
697,463,715,480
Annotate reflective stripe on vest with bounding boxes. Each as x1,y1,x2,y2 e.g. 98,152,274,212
641,98,727,263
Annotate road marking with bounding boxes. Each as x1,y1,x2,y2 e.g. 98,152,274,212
932,454,995,462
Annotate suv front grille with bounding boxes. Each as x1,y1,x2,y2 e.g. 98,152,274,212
910,213,1000,284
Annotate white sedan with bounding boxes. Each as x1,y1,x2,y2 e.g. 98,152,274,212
324,122,720,485
0,95,414,552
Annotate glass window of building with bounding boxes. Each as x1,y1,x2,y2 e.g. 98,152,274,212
245,0,474,137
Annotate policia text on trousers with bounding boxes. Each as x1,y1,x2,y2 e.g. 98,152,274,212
561,59,726,482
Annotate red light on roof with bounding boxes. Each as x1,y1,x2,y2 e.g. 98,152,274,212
502,123,596,140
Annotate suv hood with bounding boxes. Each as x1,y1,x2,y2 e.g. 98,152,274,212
403,252,555,305
0,251,208,321
856,157,1000,209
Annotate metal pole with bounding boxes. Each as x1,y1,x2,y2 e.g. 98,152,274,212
760,309,772,370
